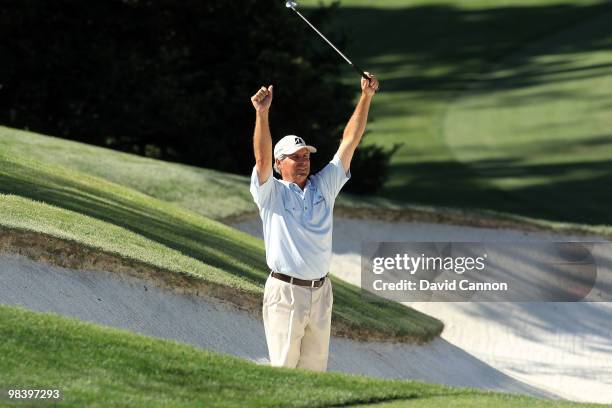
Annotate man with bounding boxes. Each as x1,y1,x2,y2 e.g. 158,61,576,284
249,73,379,371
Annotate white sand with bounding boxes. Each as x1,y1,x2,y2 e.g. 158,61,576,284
234,217,612,404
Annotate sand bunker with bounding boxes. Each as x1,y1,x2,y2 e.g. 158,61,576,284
1,252,553,399
234,217,612,404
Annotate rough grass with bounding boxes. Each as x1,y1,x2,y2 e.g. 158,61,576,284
0,305,604,408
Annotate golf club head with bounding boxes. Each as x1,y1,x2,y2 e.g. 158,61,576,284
285,1,298,9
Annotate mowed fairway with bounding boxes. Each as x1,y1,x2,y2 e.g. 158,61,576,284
300,0,612,225
444,12,612,225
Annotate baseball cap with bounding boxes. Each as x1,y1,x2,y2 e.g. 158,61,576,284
273,135,317,159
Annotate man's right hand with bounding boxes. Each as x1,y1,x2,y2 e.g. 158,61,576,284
251,85,273,113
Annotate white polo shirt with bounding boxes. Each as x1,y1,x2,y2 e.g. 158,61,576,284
250,154,351,280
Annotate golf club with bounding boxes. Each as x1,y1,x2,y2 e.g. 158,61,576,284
285,0,371,82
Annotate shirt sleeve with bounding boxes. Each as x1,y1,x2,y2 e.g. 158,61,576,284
250,166,277,209
311,153,351,203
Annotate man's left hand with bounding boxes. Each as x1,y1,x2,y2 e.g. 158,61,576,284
361,72,379,97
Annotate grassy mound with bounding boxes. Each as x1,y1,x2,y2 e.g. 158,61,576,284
0,126,253,221
0,305,602,408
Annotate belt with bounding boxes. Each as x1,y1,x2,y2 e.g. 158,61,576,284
271,271,327,288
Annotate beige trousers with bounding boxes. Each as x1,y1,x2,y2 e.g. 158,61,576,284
262,273,333,371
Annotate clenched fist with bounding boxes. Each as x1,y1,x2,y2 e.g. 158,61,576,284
251,85,273,113
361,73,379,97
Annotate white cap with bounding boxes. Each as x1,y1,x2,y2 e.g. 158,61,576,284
273,135,317,159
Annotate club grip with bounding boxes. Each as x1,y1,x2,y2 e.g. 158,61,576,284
352,63,371,81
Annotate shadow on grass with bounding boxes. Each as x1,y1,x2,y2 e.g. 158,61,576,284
332,277,442,340
319,2,612,93
310,2,612,229
0,157,269,285
382,157,612,226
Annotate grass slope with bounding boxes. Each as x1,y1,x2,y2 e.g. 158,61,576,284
0,126,253,221
0,305,604,408
0,147,442,342
299,0,612,226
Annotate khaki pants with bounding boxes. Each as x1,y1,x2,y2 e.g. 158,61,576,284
262,273,333,371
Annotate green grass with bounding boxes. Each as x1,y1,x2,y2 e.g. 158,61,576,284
0,305,604,408
0,150,266,292
350,395,606,408
298,0,612,226
0,145,442,342
443,11,612,225
0,126,253,221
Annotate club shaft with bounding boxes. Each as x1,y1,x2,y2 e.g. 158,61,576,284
290,7,370,80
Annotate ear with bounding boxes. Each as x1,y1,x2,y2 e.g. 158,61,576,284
275,158,282,175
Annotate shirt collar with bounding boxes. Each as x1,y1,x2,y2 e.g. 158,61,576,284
279,177,312,193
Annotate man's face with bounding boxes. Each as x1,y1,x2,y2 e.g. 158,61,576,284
277,147,311,184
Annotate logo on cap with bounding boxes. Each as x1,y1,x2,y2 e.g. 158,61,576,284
295,137,303,145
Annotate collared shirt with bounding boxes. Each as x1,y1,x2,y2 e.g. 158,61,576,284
250,154,351,280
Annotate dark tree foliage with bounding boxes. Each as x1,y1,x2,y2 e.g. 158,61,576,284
0,0,395,192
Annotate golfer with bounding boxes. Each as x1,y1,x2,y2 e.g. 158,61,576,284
249,73,379,371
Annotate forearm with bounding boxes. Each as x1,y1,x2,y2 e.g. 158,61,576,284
253,110,272,167
342,93,373,148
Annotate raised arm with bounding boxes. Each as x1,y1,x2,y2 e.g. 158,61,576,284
337,73,379,172
251,85,274,185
